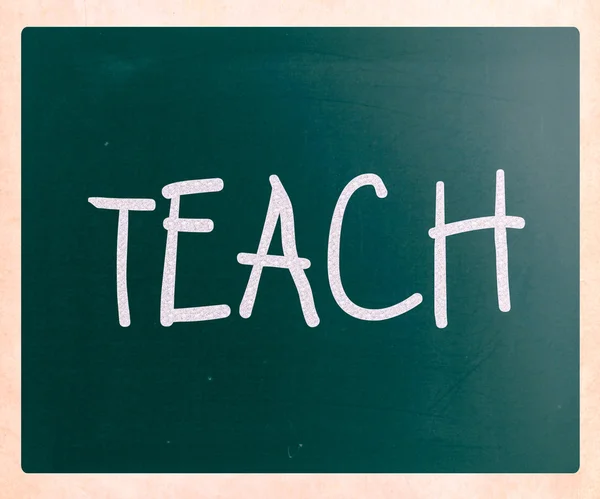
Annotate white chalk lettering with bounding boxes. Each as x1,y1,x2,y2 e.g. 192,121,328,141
89,170,525,329
237,175,320,328
327,174,423,321
160,179,231,327
428,169,526,329
88,197,156,327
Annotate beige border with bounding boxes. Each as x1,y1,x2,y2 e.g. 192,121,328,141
1,1,598,497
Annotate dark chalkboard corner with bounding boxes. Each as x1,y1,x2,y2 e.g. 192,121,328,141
20,455,34,475
568,25,580,38
568,457,581,475
21,26,33,40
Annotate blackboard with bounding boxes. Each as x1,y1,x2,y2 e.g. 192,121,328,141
22,27,579,473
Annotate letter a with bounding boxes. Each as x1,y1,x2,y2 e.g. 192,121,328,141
237,175,320,328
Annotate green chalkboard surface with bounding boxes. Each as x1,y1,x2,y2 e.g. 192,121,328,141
22,28,579,473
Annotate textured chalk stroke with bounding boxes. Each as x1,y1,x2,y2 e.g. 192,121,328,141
428,169,526,328
89,170,525,330
327,174,424,321
88,197,156,327
160,178,231,327
237,175,320,328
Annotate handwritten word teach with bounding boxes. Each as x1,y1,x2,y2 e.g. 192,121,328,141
88,170,525,329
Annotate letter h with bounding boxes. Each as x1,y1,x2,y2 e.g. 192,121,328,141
428,170,526,328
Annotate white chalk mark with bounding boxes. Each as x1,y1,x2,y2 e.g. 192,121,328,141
327,173,423,321
287,443,303,459
428,169,525,328
88,197,156,327
160,179,231,327
237,175,320,328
